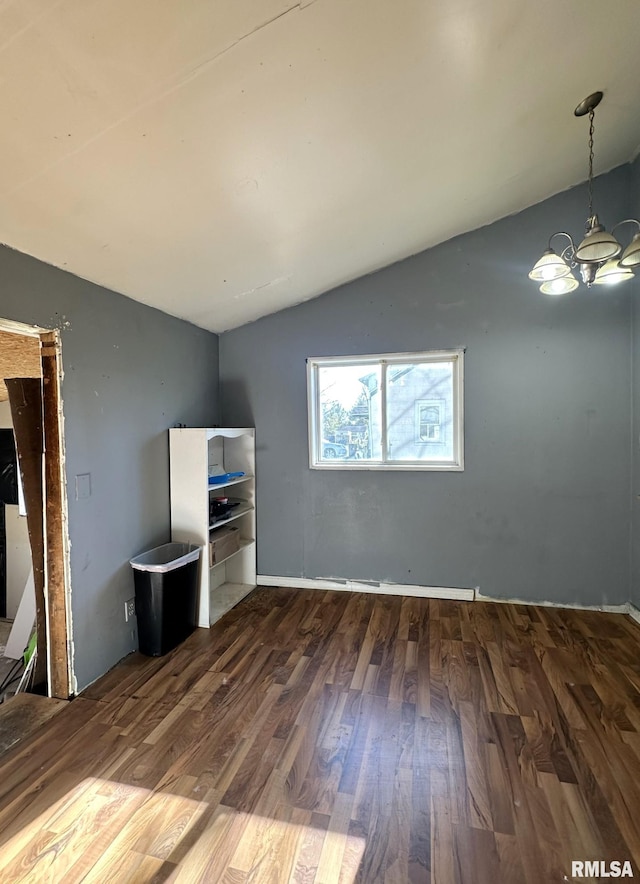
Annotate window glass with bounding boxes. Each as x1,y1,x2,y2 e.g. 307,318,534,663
308,350,463,470
318,364,381,461
386,362,454,462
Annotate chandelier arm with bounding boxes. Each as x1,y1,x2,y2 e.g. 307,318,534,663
548,231,576,254
611,219,640,238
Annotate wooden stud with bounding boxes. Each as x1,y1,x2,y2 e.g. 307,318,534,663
40,331,71,699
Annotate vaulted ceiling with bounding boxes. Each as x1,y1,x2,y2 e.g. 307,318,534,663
1,0,640,332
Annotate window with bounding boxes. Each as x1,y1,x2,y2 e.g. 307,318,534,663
307,349,464,470
417,400,443,442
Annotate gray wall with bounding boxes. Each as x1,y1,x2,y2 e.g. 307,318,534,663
221,165,633,607
0,246,219,690
631,155,640,606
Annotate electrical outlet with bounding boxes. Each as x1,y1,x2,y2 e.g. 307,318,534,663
124,598,136,621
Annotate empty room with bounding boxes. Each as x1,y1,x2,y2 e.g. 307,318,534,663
0,1,639,882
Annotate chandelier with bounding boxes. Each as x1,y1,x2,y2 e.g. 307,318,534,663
529,91,640,295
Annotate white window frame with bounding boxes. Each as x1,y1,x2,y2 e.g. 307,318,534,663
307,349,464,471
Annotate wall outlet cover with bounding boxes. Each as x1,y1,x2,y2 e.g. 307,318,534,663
75,473,91,500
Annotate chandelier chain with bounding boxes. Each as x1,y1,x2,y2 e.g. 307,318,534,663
587,107,595,219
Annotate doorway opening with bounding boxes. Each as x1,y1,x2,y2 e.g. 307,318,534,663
0,318,72,701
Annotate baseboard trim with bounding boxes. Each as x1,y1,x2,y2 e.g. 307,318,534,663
625,602,640,624
256,576,640,618
477,590,640,620
256,575,475,601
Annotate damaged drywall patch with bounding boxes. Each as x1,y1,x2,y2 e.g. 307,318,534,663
234,275,292,300
48,314,72,331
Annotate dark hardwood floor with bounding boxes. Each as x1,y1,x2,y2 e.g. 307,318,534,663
0,587,638,881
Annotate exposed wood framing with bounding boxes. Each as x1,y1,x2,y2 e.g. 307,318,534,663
0,331,41,401
41,333,71,699
1,321,73,700
6,377,47,688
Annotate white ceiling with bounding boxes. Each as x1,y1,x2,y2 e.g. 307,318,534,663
1,0,640,333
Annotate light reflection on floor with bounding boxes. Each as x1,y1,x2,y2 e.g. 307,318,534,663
0,776,367,882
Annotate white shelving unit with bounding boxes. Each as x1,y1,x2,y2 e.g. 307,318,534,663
169,427,256,627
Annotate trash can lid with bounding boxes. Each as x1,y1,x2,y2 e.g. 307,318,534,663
130,542,201,573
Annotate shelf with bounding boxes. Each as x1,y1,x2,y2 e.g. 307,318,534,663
207,474,254,491
205,428,254,442
170,427,256,630
210,538,255,570
209,582,256,623
208,502,253,531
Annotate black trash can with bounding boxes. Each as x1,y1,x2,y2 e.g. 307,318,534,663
129,542,201,656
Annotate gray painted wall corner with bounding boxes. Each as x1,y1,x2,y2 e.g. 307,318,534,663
221,164,635,609
0,246,220,690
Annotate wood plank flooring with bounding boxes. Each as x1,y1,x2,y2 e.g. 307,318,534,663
0,587,639,881
0,694,67,756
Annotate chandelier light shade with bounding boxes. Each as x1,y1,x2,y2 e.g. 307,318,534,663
619,231,640,268
528,249,571,281
540,275,580,295
574,218,621,263
593,258,634,286
529,91,640,295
